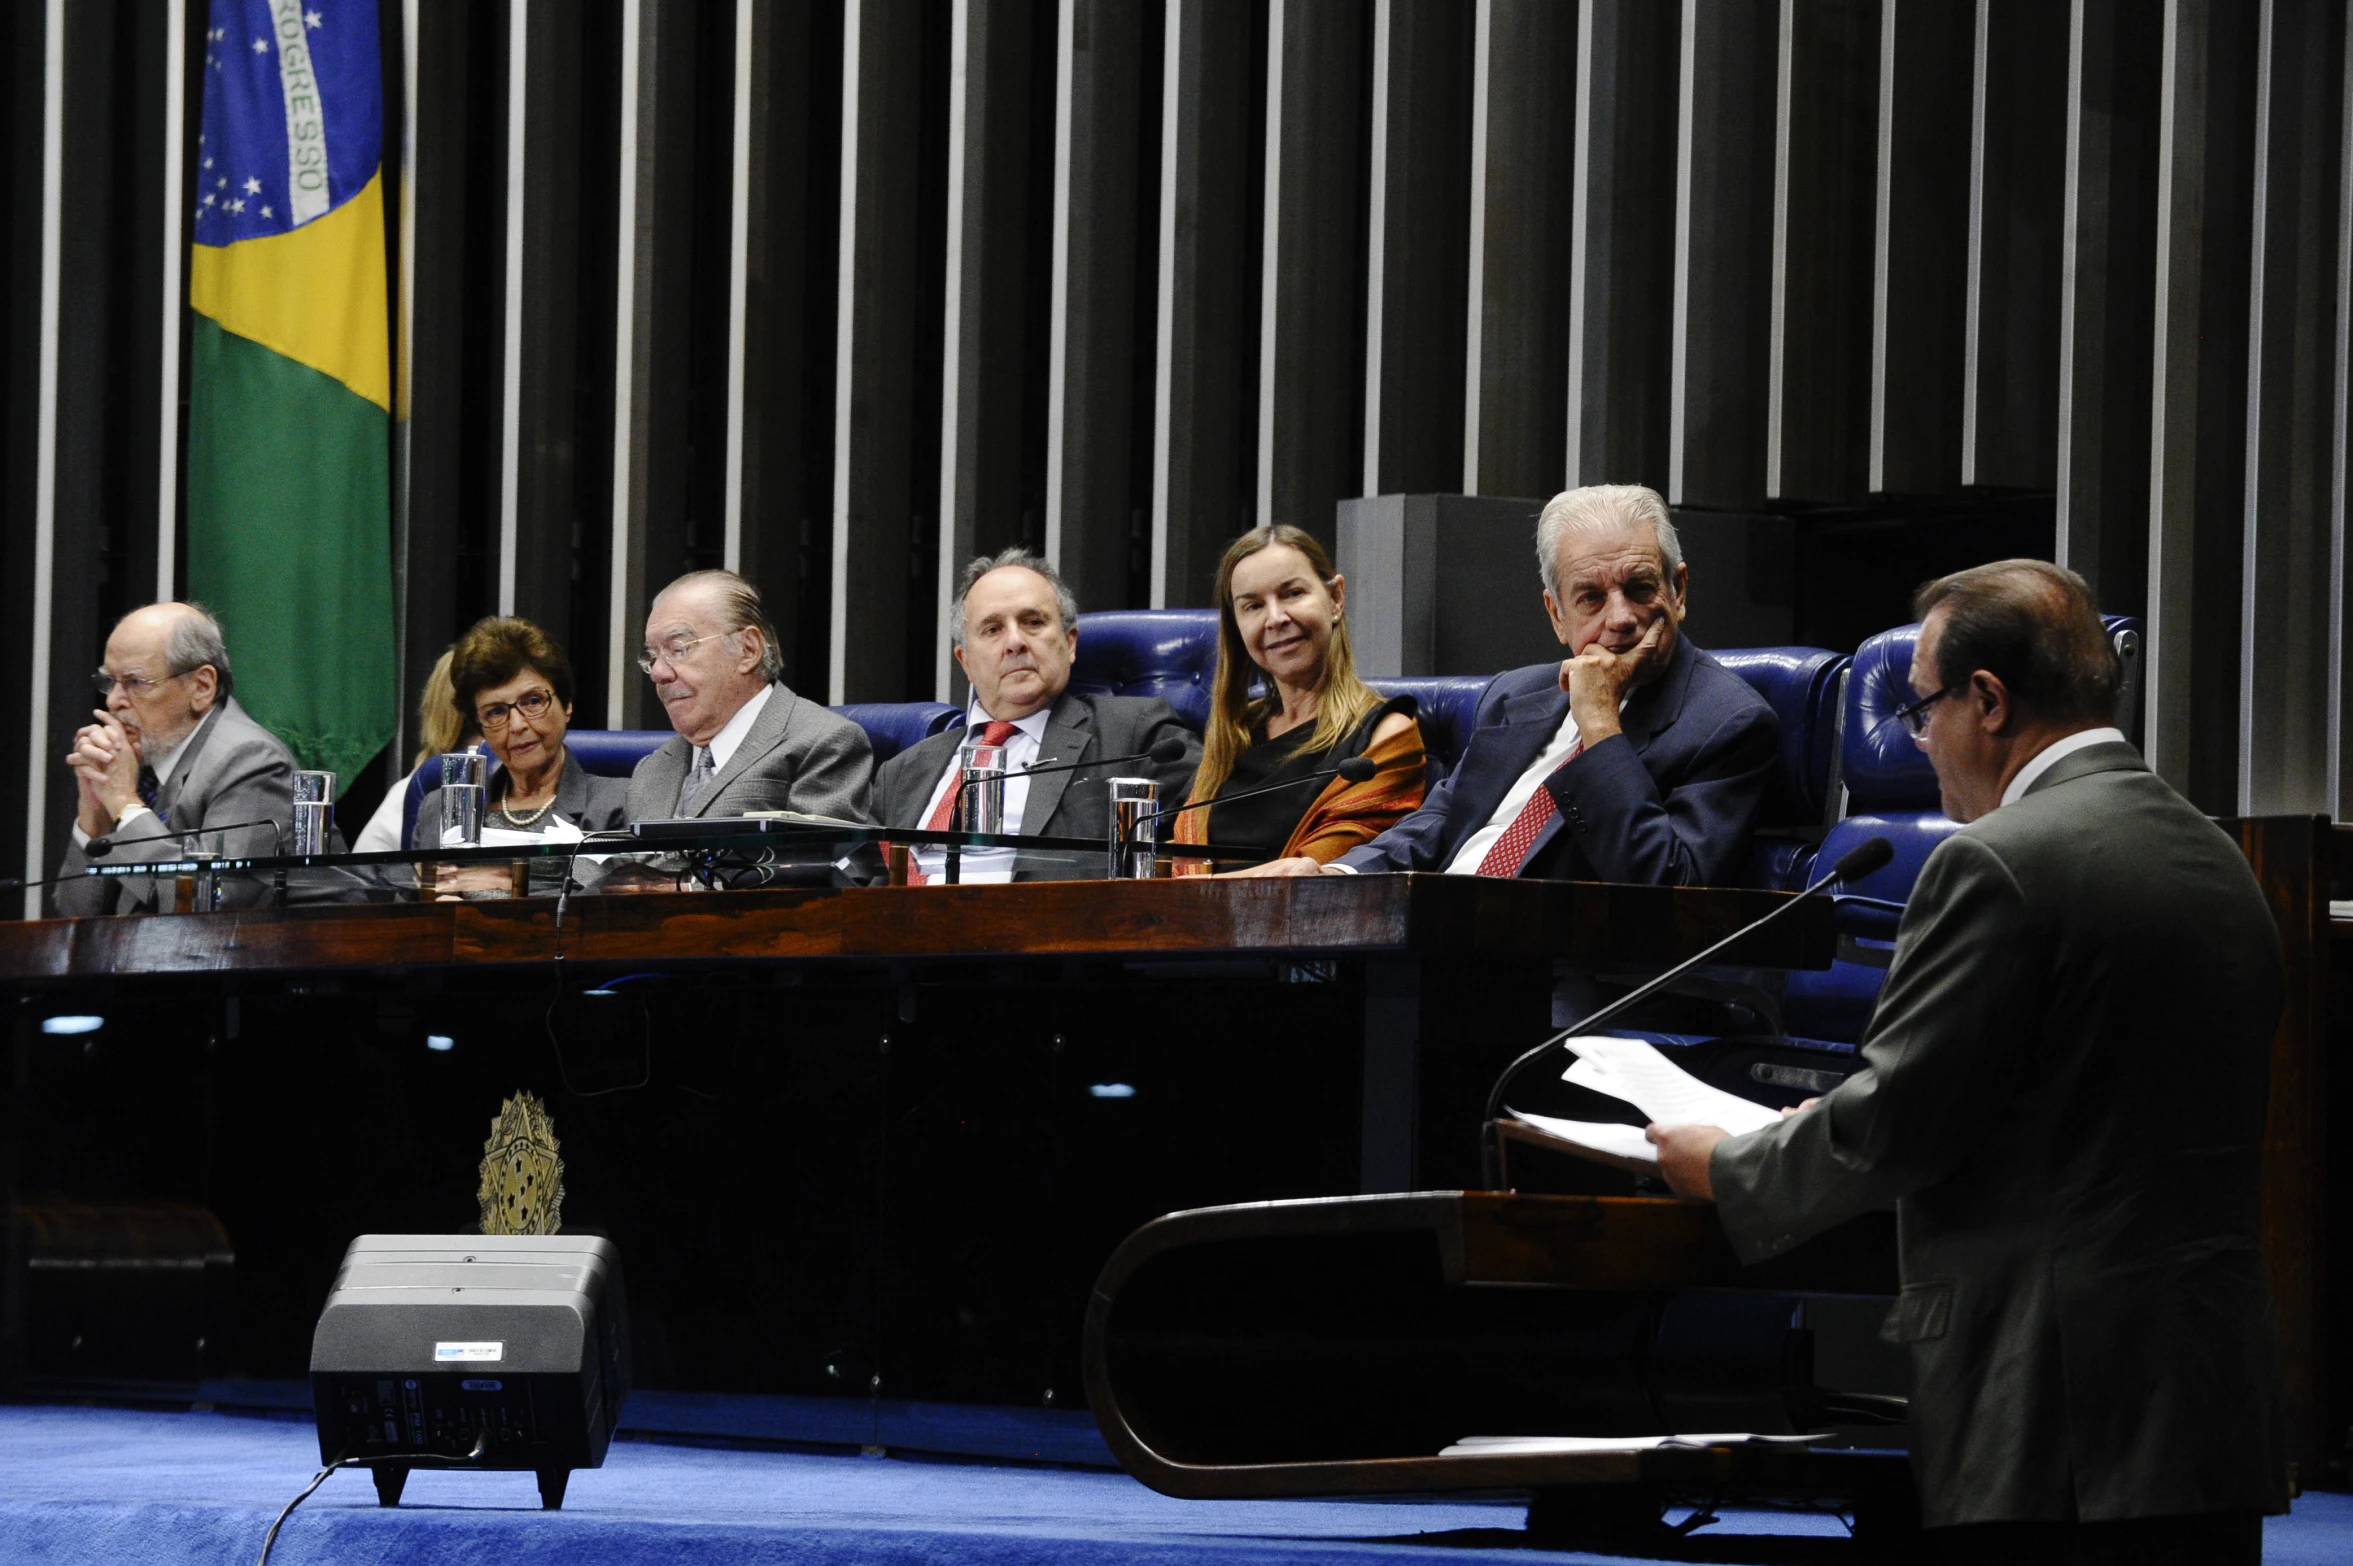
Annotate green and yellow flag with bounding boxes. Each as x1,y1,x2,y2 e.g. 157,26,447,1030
186,0,394,778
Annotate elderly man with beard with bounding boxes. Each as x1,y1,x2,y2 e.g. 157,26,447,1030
626,569,875,824
53,603,301,916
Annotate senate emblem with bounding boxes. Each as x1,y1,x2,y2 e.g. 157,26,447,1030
478,1091,566,1236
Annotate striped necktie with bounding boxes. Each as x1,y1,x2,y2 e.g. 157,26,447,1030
675,746,716,814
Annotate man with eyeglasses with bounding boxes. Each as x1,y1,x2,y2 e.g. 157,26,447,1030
624,569,875,826
1650,561,2287,1563
53,602,301,916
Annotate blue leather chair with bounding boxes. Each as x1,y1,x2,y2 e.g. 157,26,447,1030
397,703,964,847
1069,610,1221,730
1711,647,1849,891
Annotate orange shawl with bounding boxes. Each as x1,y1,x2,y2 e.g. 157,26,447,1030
1171,718,1427,873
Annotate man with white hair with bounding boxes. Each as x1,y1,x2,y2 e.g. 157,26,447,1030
1261,483,1776,885
627,569,875,823
54,602,301,915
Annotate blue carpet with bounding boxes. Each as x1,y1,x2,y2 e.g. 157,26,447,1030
1,1405,2348,1565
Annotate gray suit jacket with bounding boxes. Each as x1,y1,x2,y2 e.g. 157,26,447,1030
872,689,1200,880
52,697,299,916
625,682,876,825
1711,742,2288,1528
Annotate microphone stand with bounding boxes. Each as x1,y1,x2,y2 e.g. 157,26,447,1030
1477,837,1893,1188
1138,758,1378,869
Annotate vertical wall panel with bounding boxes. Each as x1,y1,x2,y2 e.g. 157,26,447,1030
1045,0,1146,616
2146,0,2258,808
1963,0,2067,488
1872,0,1973,494
1255,0,1367,542
1671,0,1777,509
2239,0,2346,816
1767,0,1875,503
2056,0,2161,614
830,0,928,702
1463,0,1574,498
1150,0,1261,607
2335,0,2353,821
1361,0,1471,498
1566,0,1678,491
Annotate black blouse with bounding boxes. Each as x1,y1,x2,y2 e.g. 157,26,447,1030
1202,694,1417,859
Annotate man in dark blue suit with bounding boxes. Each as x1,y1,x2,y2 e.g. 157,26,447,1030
1256,483,1776,885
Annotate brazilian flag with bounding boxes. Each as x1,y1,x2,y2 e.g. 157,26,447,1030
187,0,394,779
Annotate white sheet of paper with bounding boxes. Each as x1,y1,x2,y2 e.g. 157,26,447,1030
1440,1433,1822,1457
1559,1036,1783,1134
1505,1110,1659,1164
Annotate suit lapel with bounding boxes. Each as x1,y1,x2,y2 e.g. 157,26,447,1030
154,704,231,822
643,738,692,815
1506,638,1698,873
1020,693,1092,837
696,684,791,816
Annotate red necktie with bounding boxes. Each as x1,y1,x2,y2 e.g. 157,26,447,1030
1475,740,1581,877
909,720,1017,885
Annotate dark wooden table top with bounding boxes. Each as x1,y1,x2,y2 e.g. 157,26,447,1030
0,874,1833,980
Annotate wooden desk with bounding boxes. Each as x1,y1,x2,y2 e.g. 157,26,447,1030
0,875,1831,1408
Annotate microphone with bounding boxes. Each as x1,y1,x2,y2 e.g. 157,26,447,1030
85,817,285,857
1477,835,1894,1187
1145,755,1378,826
1012,734,1189,782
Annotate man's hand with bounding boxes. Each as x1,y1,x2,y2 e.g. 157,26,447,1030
66,709,142,836
1220,856,1324,878
1559,620,1666,743
1645,1123,1730,1201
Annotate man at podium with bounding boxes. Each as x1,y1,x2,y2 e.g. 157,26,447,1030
1649,561,2287,1564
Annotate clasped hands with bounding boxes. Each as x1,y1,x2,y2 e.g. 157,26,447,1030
65,708,144,837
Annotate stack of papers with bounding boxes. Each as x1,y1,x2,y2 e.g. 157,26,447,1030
1503,1036,1784,1166
1440,1432,1825,1457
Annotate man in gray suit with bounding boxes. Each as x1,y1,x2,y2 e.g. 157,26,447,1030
54,603,299,916
626,569,875,825
874,548,1198,882
1650,561,2286,1563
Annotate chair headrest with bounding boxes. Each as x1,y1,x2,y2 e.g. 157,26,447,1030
1711,646,1848,826
1843,615,2142,811
1364,675,1495,775
830,702,966,765
1069,610,1222,730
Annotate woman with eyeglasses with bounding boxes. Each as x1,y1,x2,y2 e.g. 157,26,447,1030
411,618,628,892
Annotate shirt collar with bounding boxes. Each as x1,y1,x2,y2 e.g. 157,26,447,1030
706,682,775,772
968,701,1054,742
2000,726,2126,807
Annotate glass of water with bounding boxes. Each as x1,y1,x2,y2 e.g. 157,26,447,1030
291,770,336,855
440,752,486,847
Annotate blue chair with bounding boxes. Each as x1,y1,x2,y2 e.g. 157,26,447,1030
1712,646,1850,891
397,703,965,848
1069,609,1221,730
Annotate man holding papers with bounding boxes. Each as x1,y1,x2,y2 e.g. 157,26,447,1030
1648,562,2288,1564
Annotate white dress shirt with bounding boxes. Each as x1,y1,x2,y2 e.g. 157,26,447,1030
911,704,1053,884
704,681,774,775
73,707,217,848
1442,706,1589,873
1999,726,2125,808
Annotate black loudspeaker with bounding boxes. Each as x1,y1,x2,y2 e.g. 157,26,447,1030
308,1234,630,1510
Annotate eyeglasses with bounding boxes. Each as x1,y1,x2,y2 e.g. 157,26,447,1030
1888,683,1963,738
477,689,557,730
91,668,188,700
634,631,730,675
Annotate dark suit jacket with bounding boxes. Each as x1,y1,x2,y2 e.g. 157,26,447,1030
53,698,300,916
1333,637,1777,885
625,682,875,824
873,689,1200,880
1711,742,2288,1528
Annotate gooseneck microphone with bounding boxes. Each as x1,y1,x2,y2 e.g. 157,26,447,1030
85,817,284,858
1477,834,1894,1187
1144,755,1378,826
1011,734,1189,782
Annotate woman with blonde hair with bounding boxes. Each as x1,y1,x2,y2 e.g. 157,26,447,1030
1174,525,1425,873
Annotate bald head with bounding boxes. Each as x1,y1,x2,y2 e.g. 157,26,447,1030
99,601,231,754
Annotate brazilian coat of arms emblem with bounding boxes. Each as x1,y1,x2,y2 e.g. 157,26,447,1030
478,1091,565,1235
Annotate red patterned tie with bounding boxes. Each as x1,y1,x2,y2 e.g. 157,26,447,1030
1475,741,1581,877
909,721,1017,885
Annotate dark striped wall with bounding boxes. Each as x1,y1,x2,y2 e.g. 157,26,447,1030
4,0,2349,915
